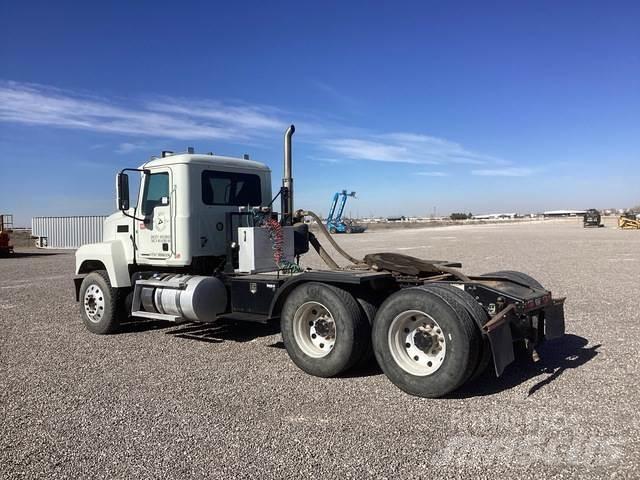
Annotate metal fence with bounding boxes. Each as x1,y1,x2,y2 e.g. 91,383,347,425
31,216,108,249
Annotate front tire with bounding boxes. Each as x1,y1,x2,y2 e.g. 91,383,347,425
79,270,121,334
281,282,369,377
372,287,480,398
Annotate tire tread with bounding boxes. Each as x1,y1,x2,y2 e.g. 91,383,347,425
80,270,121,334
422,284,490,382
281,282,369,377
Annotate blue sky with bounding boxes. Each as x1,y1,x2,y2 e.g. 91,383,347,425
1,0,639,226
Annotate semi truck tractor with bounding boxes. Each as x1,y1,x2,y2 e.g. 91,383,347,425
74,125,566,398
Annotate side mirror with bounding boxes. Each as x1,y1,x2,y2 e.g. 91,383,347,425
116,173,130,211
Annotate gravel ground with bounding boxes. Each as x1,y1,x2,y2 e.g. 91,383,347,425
1,217,639,479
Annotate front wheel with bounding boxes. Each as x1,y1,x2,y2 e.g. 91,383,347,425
281,282,369,377
79,270,122,334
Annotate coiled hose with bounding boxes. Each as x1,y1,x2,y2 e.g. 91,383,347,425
262,216,302,273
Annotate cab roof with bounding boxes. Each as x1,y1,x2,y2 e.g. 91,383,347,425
142,153,271,172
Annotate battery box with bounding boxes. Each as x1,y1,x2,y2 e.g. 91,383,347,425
236,226,294,273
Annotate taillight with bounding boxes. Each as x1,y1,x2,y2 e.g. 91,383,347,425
526,294,551,310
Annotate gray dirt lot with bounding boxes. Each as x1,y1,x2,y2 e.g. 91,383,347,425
1,218,639,478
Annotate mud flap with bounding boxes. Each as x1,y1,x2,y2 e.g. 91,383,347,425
544,298,566,340
487,322,515,377
73,275,85,301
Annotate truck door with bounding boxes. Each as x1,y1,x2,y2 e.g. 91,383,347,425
136,170,173,261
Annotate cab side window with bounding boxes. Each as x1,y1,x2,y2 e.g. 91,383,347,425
201,170,262,206
141,172,169,215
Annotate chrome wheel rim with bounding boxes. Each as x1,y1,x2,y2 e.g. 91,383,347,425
83,284,105,323
292,301,336,358
388,309,446,376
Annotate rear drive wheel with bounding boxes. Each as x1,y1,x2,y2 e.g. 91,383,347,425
372,287,480,398
79,270,121,334
423,284,490,381
351,293,379,369
281,282,369,377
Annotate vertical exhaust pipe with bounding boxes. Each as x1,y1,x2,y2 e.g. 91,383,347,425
282,124,295,225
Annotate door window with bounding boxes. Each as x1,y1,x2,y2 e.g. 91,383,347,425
141,172,169,214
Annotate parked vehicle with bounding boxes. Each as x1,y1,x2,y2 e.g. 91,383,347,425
583,209,602,227
326,190,366,233
618,211,640,229
74,126,566,398
0,214,14,257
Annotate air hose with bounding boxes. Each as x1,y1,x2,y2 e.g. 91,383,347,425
297,210,363,265
307,232,340,270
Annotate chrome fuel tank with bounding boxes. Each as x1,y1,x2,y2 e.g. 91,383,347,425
140,274,227,322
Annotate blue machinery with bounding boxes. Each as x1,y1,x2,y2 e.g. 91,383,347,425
326,190,366,234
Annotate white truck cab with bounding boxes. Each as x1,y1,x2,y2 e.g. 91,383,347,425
76,152,272,287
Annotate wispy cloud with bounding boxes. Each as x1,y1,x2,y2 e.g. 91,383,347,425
150,98,285,132
74,160,112,169
325,138,427,164
416,171,449,177
0,80,514,174
310,80,358,108
116,142,148,154
324,132,506,166
472,167,535,177
0,81,287,141
306,155,342,164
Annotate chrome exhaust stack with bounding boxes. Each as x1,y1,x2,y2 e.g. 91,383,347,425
281,124,295,225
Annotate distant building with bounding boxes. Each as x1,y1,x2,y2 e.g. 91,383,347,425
543,210,586,217
32,216,108,249
472,213,516,220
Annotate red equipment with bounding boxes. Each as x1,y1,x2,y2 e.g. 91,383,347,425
0,214,14,257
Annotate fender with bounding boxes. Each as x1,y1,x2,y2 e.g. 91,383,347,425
75,240,131,288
